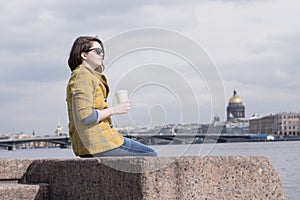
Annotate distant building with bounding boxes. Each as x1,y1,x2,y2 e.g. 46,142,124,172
249,112,300,136
225,90,249,134
55,117,65,136
225,121,249,134
226,90,245,120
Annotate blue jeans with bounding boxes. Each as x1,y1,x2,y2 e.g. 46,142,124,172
93,137,157,157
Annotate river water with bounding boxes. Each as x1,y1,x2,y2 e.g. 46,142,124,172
1,141,299,199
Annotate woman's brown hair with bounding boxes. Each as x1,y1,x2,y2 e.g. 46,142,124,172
68,36,104,71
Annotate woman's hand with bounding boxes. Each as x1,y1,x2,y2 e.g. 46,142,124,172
110,100,131,115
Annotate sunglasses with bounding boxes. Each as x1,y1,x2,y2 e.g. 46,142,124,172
85,48,104,55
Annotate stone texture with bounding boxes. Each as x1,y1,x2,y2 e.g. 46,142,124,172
0,159,49,200
140,156,284,200
0,159,33,180
0,183,49,200
20,159,144,200
17,156,283,200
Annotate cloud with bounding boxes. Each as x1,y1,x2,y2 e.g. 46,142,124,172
0,80,69,134
0,0,299,135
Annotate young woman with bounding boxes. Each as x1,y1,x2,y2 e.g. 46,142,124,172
66,36,157,157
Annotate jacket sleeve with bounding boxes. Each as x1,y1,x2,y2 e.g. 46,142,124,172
82,109,99,125
71,70,95,121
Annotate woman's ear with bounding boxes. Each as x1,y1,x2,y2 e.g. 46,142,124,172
81,52,87,60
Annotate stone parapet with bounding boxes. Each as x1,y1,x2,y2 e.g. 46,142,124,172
0,156,284,200
0,183,49,200
0,159,49,200
0,159,33,180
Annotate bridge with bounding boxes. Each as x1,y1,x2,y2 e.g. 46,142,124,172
0,136,70,151
0,133,269,151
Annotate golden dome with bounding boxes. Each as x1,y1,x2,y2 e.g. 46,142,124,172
229,90,243,104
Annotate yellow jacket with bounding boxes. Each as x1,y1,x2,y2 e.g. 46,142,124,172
66,65,124,156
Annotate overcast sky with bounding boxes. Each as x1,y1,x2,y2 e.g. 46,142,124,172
0,0,299,136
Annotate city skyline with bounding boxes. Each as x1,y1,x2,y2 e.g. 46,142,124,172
0,0,299,135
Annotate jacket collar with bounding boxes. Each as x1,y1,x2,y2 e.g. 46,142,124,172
78,65,110,96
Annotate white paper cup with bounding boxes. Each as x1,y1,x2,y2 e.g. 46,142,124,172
115,90,128,103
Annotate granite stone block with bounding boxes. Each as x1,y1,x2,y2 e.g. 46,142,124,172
0,159,34,180
0,183,49,200
17,156,283,200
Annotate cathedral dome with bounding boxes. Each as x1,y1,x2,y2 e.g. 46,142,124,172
229,90,243,104
227,89,245,120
